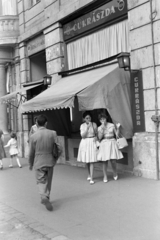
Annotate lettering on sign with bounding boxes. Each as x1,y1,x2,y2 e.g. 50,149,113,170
27,35,45,56
131,71,145,132
63,0,127,40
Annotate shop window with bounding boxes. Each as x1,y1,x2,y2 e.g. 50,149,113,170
31,0,40,7
67,20,129,70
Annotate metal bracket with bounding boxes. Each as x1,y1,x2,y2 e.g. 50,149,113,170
151,115,160,126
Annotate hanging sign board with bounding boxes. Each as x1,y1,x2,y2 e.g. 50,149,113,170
131,71,145,133
63,0,127,40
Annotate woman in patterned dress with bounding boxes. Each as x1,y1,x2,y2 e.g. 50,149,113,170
77,111,98,184
0,129,6,170
98,113,123,183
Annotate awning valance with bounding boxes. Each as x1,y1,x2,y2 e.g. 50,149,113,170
1,83,42,103
21,63,133,138
21,63,119,113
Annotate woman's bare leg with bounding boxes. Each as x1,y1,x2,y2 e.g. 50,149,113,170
110,159,118,179
102,161,108,182
86,163,91,180
16,157,22,168
9,158,13,167
90,163,94,183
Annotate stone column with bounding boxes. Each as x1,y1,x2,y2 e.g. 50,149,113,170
0,63,8,133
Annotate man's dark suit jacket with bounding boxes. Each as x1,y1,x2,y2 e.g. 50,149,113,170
28,127,60,169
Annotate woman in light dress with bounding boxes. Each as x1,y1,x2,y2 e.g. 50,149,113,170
4,132,22,168
98,113,123,183
77,111,98,185
0,129,6,170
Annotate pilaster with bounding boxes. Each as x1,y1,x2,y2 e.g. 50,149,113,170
128,0,160,179
44,24,64,84
0,63,8,133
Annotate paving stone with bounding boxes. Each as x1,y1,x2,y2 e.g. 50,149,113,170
45,231,60,238
34,225,54,235
29,222,44,228
51,236,71,240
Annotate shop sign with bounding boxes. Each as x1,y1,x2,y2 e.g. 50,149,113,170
131,71,145,133
27,35,45,56
63,0,127,40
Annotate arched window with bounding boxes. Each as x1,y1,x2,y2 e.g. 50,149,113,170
1,0,17,15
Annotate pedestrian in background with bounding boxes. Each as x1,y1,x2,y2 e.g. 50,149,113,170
97,113,123,182
0,129,6,170
28,116,38,139
77,111,98,185
28,114,61,211
4,132,22,168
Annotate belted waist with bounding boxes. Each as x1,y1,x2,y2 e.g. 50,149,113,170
86,136,95,138
103,136,115,139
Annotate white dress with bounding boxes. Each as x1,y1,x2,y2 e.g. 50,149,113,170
77,122,98,163
97,123,123,161
6,138,18,156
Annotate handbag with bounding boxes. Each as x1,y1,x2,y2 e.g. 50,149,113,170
116,134,128,149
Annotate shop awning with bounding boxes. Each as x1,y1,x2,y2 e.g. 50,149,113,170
21,63,133,138
21,63,119,113
1,83,42,103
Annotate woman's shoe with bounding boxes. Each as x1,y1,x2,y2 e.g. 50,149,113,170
0,166,3,170
103,179,108,183
87,177,91,181
113,175,118,181
90,180,95,185
9,165,13,168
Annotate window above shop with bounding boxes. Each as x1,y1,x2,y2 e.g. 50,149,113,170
0,0,17,16
31,0,40,7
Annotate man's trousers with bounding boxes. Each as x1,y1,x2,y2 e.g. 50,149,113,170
35,166,54,200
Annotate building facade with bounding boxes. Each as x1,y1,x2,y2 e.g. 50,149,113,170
0,0,160,179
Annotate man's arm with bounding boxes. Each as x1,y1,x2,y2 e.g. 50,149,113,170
53,131,62,155
28,136,35,170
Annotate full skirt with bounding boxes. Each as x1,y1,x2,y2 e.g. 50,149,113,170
9,147,18,156
77,138,98,163
97,139,123,161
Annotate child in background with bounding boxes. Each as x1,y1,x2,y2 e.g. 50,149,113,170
4,132,22,168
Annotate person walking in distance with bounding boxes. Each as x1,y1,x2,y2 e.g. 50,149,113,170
28,116,38,142
4,132,22,168
28,115,61,211
0,129,6,170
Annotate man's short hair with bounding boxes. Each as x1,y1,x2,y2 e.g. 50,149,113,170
37,115,47,126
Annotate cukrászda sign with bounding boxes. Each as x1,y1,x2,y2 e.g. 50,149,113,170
63,0,127,40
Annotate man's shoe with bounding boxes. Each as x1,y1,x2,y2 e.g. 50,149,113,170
41,198,53,211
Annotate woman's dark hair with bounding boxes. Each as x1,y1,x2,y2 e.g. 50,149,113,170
98,113,108,120
83,111,92,119
37,115,47,126
10,132,17,140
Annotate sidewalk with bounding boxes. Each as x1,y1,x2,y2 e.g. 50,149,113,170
0,158,160,240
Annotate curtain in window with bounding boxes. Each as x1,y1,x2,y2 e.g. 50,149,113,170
2,0,17,15
67,20,129,70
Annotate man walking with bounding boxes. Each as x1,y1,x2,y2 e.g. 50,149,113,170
28,115,61,211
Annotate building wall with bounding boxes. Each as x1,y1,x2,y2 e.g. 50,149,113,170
16,0,160,178
128,0,160,179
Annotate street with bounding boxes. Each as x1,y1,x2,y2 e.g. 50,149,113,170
0,158,160,240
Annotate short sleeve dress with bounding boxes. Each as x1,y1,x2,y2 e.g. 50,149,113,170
77,122,98,163
97,123,123,161
0,130,6,159
7,139,18,156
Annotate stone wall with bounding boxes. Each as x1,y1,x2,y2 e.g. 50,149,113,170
128,0,160,178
